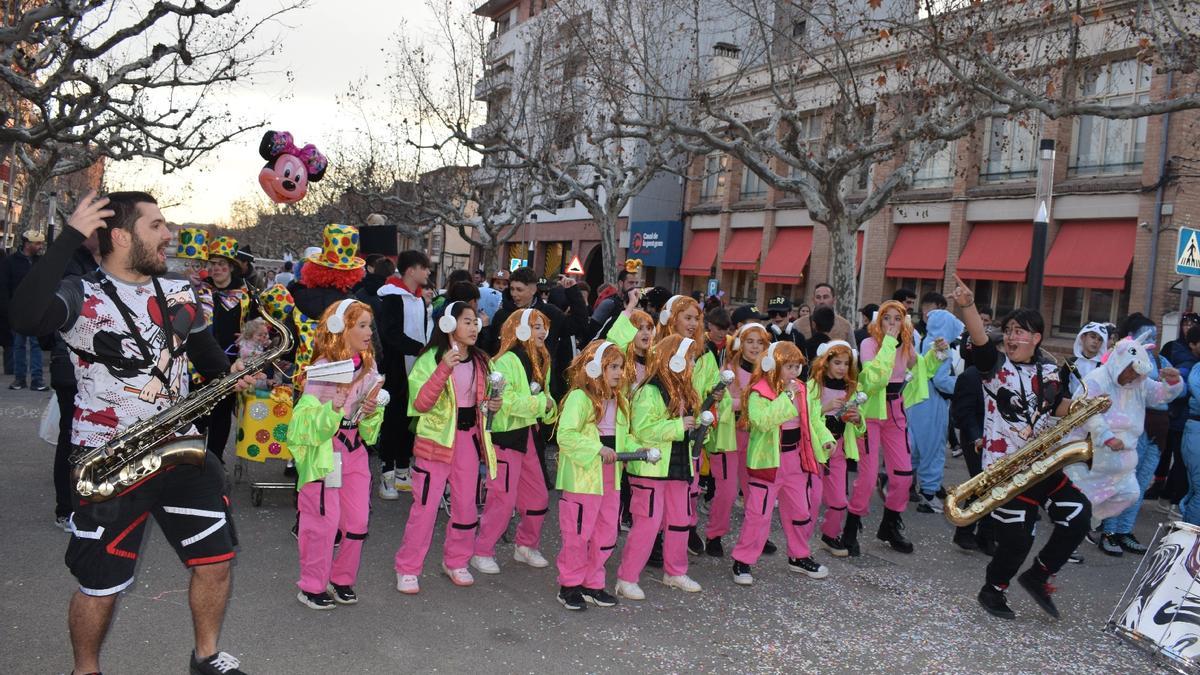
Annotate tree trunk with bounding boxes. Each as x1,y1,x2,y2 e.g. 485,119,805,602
597,212,619,285
827,216,861,322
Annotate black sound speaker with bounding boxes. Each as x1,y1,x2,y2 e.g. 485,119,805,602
359,225,398,256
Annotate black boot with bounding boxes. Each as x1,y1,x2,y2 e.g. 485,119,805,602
977,584,1016,620
842,513,862,557
876,508,914,554
705,537,725,557
1017,562,1060,619
953,525,980,551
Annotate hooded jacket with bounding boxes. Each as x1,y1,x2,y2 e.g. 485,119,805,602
1061,322,1109,396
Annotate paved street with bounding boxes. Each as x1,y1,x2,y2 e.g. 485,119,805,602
0,383,1171,674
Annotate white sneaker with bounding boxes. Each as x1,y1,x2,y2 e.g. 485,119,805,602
662,573,702,593
513,546,549,568
470,555,501,575
442,564,475,587
396,573,420,594
378,471,399,501
394,467,412,492
732,562,754,586
615,579,645,600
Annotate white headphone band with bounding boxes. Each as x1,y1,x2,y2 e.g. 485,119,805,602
732,322,764,351
586,341,613,379
516,308,533,341
659,294,684,325
327,298,356,334
816,339,856,361
762,340,781,372
439,301,461,334
669,337,694,373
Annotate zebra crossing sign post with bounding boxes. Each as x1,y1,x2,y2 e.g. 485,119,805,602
1178,227,1200,277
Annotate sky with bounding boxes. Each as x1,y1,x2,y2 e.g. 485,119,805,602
103,0,441,225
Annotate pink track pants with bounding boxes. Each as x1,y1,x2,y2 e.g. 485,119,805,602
867,397,913,513
475,435,548,558
821,435,869,538
705,429,749,539
297,432,370,594
394,430,482,575
618,476,691,581
555,463,619,588
732,449,822,565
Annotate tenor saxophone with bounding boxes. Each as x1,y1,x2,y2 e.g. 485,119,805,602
72,297,294,502
944,385,1112,527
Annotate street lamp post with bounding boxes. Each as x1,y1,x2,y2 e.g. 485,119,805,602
1024,138,1055,309
528,212,538,270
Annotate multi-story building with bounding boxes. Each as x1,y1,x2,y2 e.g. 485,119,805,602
673,32,1197,348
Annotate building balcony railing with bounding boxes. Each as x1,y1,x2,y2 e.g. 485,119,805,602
473,68,513,101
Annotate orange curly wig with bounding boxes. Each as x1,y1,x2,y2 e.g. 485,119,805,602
644,334,701,414
567,340,630,423
655,295,706,345
739,341,804,430
309,300,376,387
868,300,915,361
495,308,551,389
622,309,655,385
810,343,859,397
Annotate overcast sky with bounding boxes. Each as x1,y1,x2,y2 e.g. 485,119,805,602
104,0,440,225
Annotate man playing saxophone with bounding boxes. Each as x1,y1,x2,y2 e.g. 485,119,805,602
951,275,1092,622
11,191,256,675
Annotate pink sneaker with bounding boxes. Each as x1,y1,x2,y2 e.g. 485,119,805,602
442,564,475,587
396,573,419,594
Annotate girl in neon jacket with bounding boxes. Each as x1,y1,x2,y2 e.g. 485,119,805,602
601,293,656,528
472,309,559,575
730,341,835,585
554,341,629,610
705,322,771,556
809,334,896,558
288,300,385,610
858,300,946,553
616,334,706,598
393,302,501,594
655,294,729,551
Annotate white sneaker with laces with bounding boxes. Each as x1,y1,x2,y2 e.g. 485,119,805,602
470,555,501,574
394,467,412,492
442,564,475,586
396,573,420,594
55,515,72,533
378,471,399,501
513,545,549,568
662,573,702,593
615,579,645,600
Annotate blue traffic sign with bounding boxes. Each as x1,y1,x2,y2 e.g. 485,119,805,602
1178,227,1200,277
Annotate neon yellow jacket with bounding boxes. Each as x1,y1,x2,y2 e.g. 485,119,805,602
626,381,689,478
287,394,383,489
746,381,834,470
861,336,941,420
489,350,558,432
407,350,497,479
556,389,627,495
810,334,900,460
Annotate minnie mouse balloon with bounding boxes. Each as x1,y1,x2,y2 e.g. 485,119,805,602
257,130,328,204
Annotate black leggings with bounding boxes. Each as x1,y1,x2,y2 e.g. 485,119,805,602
53,384,77,518
985,471,1090,587
202,392,236,462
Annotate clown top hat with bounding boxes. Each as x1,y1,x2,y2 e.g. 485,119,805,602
177,228,209,260
307,223,365,270
209,235,239,262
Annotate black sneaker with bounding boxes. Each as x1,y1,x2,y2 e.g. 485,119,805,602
1099,533,1124,557
190,650,247,674
8,380,25,390
705,537,725,558
688,528,705,556
328,583,358,604
1112,533,1148,554
977,584,1015,620
580,587,618,607
820,534,849,557
953,529,980,551
296,590,336,610
732,560,754,586
557,585,587,611
788,556,829,579
31,382,48,392
1085,528,1102,545
762,539,778,555
1017,568,1060,619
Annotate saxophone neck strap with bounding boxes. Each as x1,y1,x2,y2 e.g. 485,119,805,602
96,275,183,388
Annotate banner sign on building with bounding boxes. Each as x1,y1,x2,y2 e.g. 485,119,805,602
628,220,683,268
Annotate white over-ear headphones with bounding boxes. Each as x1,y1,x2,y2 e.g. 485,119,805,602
762,341,782,372
815,339,858,362
732,322,764,351
586,341,613,379
669,337,694,373
659,294,683,326
516,308,533,341
439,301,461,334
327,298,356,334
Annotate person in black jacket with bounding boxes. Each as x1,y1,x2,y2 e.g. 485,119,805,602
950,335,993,553
375,250,431,498
355,256,392,318
46,233,101,529
1,229,48,390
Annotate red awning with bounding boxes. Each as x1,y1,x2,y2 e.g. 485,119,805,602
885,224,949,280
760,228,813,284
680,229,719,277
956,222,1033,282
722,229,764,271
1045,220,1135,290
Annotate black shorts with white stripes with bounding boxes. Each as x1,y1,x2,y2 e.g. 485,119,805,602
65,451,236,596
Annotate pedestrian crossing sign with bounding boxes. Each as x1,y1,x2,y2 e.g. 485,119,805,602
1178,227,1200,276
